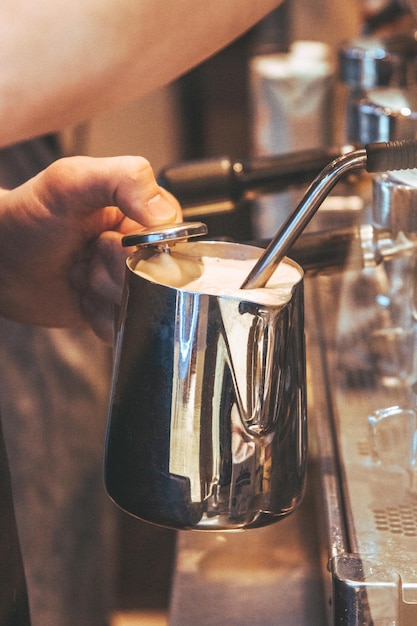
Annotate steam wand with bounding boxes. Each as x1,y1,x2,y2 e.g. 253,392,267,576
241,140,417,289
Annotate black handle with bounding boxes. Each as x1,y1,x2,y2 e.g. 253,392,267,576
289,227,365,274
366,140,417,173
158,148,343,208
159,141,417,210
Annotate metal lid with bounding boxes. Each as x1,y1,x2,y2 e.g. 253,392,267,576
121,221,208,248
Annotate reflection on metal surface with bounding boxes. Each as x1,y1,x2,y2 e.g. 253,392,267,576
105,241,307,531
169,290,206,502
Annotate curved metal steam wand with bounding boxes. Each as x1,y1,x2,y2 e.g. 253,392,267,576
241,140,417,289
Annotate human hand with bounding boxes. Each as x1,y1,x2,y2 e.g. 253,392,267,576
0,155,181,342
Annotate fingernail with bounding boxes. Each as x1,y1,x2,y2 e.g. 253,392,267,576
146,193,177,221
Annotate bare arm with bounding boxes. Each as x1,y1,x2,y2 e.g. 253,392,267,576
0,0,281,147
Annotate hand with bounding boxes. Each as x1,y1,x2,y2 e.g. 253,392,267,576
0,155,182,342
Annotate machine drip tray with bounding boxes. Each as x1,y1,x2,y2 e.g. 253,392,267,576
308,272,417,625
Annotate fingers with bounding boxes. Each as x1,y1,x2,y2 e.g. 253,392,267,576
69,157,181,339
71,231,130,342
137,188,182,227
79,290,116,344
111,157,182,225
86,232,128,303
40,155,182,226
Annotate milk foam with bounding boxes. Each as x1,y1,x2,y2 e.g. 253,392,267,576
134,250,301,306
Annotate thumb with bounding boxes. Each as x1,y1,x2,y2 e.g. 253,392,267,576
101,155,182,225
40,155,182,225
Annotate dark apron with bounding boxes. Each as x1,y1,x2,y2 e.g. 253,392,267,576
0,134,61,626
0,419,30,626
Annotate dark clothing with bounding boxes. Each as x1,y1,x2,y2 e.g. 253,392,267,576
0,135,61,190
0,134,113,626
0,134,61,626
0,420,30,625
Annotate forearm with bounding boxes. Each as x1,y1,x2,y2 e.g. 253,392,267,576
0,0,281,147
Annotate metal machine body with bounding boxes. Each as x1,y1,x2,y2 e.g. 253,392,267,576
308,270,417,625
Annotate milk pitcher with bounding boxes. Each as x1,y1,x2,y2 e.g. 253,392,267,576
104,224,306,531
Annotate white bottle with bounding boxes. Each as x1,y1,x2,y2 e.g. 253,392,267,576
250,41,334,239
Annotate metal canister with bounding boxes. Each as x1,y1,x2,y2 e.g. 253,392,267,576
104,227,306,531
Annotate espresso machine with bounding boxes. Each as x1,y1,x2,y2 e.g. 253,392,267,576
312,30,417,626
122,27,417,625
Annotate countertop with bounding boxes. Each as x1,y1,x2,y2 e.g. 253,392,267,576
168,459,327,626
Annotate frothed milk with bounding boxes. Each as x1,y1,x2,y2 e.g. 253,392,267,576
134,249,301,306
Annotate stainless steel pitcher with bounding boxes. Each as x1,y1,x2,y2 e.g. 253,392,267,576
104,231,306,531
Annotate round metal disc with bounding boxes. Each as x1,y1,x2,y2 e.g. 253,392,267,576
122,221,208,248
